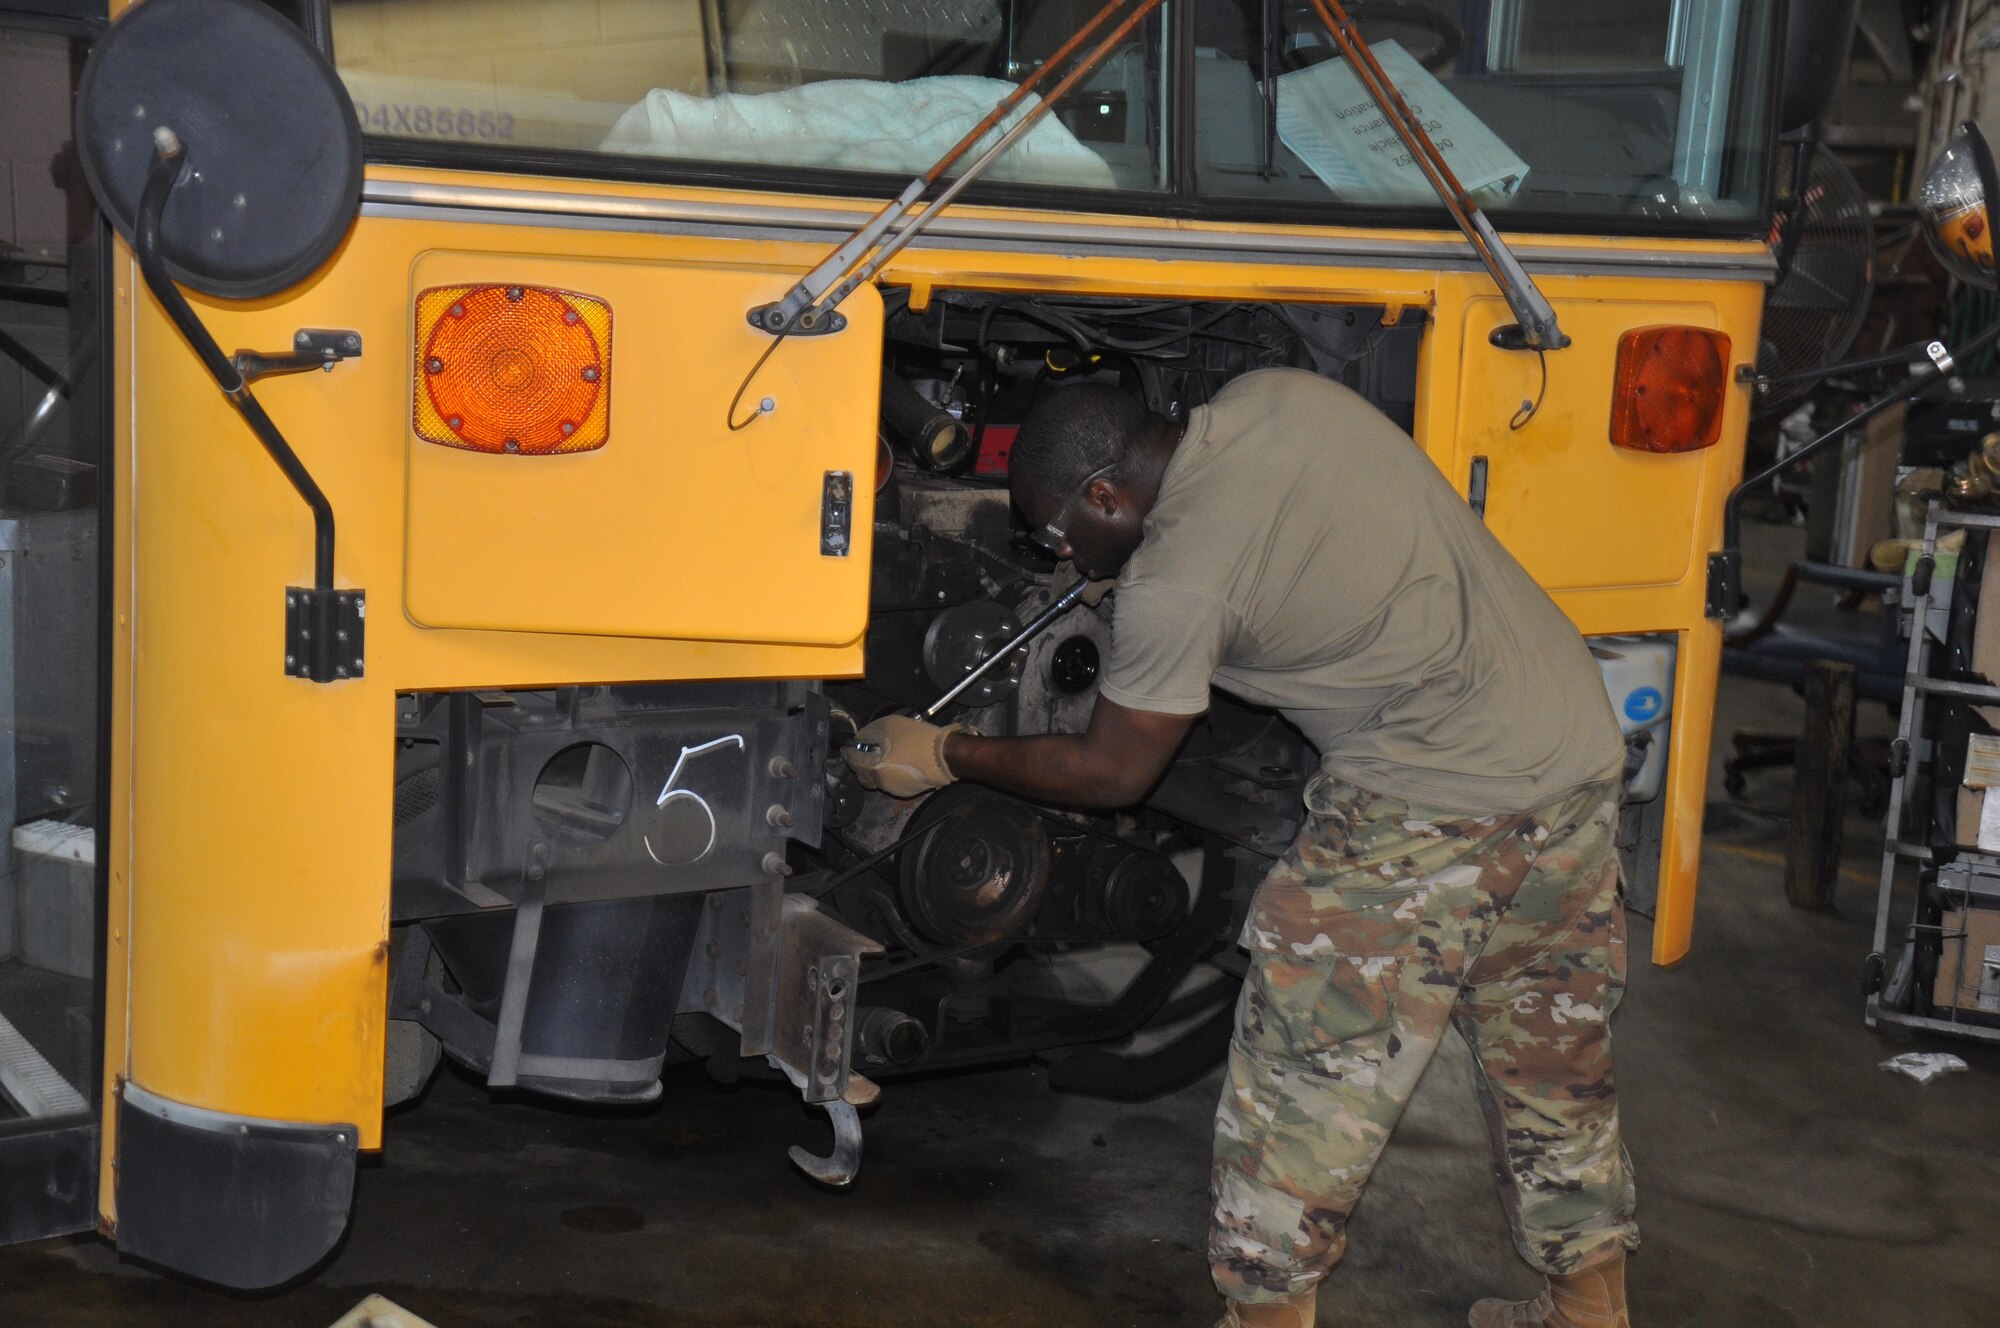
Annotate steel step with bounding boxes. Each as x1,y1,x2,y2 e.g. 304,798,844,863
0,1010,86,1118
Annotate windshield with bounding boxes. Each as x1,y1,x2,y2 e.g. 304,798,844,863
331,0,1777,230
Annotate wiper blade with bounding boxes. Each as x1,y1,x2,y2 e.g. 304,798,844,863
1301,0,1570,351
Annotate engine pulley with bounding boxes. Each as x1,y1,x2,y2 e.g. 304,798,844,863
899,786,1051,948
922,600,1027,710
1049,634,1101,694
1100,851,1189,943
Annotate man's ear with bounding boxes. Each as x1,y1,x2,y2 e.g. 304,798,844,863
1086,475,1121,518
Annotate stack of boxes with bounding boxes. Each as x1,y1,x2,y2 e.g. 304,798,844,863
1945,532,2000,1018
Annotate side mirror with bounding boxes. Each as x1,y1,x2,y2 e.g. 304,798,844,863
1777,0,1859,134
1918,121,2000,290
76,0,362,299
71,0,369,686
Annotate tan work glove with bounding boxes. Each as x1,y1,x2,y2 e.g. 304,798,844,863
843,715,974,798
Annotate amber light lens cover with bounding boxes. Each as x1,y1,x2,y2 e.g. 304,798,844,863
1609,326,1731,453
413,284,611,455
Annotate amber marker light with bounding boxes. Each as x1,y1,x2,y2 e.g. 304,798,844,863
413,284,611,455
1608,325,1731,454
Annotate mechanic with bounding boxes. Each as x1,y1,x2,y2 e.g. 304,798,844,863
845,367,1637,1328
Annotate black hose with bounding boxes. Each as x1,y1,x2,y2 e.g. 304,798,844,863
879,368,969,471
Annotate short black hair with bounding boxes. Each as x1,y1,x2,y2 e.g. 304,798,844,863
1010,383,1153,503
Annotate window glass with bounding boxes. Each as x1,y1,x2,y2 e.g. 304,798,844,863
330,0,1169,192
1507,0,1678,72
331,1,1775,227
0,23,104,1125
1196,0,1777,222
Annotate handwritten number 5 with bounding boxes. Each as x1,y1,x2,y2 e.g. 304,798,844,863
646,735,745,866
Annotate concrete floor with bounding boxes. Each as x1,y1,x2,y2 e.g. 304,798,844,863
3,527,1997,1326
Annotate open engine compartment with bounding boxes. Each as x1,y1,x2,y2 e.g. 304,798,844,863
382,291,1432,1171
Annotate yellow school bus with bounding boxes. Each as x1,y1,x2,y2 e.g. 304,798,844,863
0,0,1829,1288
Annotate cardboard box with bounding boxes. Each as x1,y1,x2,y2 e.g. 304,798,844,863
1974,530,2000,676
1834,399,1905,567
1933,905,2000,1015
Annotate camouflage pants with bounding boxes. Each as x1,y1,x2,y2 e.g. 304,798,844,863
1210,774,1638,1303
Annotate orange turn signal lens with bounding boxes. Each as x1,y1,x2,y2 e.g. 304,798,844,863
1609,325,1730,454
413,284,611,455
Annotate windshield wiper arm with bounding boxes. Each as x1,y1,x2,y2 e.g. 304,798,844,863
745,0,1565,355
1302,0,1570,352
748,0,1163,339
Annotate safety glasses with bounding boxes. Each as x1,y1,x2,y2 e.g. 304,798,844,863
1030,458,1123,555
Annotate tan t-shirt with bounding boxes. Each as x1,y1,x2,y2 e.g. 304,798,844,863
1099,368,1624,814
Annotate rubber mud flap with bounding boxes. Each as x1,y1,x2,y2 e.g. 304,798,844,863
115,1083,356,1288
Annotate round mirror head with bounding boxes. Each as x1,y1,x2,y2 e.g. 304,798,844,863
75,0,363,300
1918,121,2000,290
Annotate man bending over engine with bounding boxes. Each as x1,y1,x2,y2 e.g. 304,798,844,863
844,368,1637,1328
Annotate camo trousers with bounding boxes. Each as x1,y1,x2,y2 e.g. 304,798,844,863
1210,774,1638,1303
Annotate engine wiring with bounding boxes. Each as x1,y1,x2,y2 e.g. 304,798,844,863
972,295,1283,364
883,292,1424,472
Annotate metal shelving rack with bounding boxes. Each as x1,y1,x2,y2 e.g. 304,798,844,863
1869,499,2000,1041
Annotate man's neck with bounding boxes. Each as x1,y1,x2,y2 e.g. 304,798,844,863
1123,418,1185,509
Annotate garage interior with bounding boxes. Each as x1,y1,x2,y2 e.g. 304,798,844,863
3,597,1995,1325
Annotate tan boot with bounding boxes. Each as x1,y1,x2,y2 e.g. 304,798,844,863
1216,1286,1317,1327
1467,1251,1629,1328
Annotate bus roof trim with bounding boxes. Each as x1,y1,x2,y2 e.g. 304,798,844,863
361,179,1778,285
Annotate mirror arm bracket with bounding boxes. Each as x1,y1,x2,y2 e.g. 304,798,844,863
135,137,363,684
233,330,364,385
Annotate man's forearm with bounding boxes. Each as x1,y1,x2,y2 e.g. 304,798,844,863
943,730,1149,809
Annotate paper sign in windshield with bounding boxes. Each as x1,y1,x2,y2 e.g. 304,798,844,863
1275,40,1528,205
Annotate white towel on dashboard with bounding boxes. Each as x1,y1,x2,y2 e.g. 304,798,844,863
602,76,1116,189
